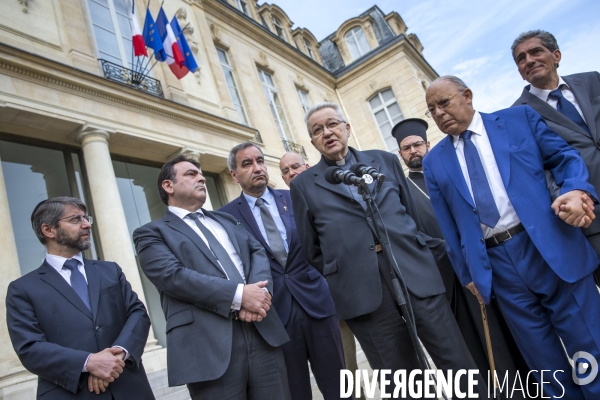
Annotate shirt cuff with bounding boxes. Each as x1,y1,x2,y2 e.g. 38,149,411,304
231,283,244,310
83,354,91,372
112,346,130,362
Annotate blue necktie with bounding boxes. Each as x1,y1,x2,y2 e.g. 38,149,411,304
548,86,590,134
460,130,501,228
255,198,288,268
62,259,91,311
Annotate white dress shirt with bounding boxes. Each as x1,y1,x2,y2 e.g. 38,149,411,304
452,111,521,238
45,253,129,371
168,206,245,310
529,76,587,123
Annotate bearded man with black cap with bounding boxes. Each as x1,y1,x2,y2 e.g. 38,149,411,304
393,119,533,399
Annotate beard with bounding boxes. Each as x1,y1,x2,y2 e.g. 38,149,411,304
56,227,92,252
407,155,423,169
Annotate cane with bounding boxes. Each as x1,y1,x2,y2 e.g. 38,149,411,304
480,303,504,399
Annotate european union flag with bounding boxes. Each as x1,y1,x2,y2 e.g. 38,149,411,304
142,9,166,62
171,17,199,73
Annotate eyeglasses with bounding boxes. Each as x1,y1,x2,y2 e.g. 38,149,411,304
425,91,461,118
281,162,306,176
310,119,346,139
60,214,93,225
400,141,426,152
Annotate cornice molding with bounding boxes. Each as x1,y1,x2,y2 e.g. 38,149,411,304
0,44,256,142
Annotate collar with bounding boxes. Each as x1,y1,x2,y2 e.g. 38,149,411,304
529,76,568,102
322,149,354,167
452,111,483,148
46,252,84,273
168,205,205,220
243,188,274,209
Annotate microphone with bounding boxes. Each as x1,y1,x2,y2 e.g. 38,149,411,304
324,166,365,186
350,163,386,184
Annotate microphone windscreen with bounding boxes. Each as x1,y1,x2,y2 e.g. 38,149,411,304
350,163,367,176
324,166,343,184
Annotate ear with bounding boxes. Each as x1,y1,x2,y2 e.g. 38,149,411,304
553,49,562,68
162,179,174,196
345,122,352,137
463,88,473,104
426,141,431,150
41,223,57,241
229,169,240,184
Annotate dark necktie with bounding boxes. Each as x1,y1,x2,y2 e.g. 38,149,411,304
460,130,501,228
62,259,91,311
255,198,288,268
188,213,244,284
548,86,590,134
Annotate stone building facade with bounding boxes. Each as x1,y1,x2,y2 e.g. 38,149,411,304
0,0,440,397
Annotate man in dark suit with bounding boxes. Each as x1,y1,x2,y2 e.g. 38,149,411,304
6,196,154,399
291,102,489,399
511,30,600,280
394,119,532,399
133,155,291,400
219,143,345,400
423,75,600,399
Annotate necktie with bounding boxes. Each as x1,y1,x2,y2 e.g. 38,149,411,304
62,259,91,311
548,86,590,134
188,213,244,284
255,198,288,268
460,130,501,228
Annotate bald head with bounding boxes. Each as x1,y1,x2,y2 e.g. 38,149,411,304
279,152,309,187
425,75,475,136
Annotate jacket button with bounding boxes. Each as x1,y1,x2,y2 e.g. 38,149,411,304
284,274,289,279
221,275,226,279
480,238,485,243
367,217,372,222
369,245,375,250
271,256,275,260
473,208,477,213
95,326,101,332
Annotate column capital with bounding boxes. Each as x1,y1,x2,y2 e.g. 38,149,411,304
73,124,115,144
168,147,205,163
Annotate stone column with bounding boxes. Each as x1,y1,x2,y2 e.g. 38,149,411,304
0,154,31,387
77,126,159,350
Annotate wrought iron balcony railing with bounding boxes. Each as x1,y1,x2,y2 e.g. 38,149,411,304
282,139,307,157
99,59,164,97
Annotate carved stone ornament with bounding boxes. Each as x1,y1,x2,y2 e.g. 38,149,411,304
258,51,268,67
175,8,199,54
175,7,188,20
18,0,28,13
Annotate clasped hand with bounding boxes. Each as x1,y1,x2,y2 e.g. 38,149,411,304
551,190,596,228
86,347,125,394
239,280,271,322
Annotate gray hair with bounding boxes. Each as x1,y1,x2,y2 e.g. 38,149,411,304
430,75,469,92
304,102,347,137
228,142,264,172
31,196,87,244
511,30,559,63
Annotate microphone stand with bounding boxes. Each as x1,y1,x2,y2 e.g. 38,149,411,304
356,180,449,400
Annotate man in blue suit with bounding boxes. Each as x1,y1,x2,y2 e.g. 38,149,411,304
6,197,154,399
220,142,345,400
423,75,600,399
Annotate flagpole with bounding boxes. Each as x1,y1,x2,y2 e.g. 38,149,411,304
138,0,154,79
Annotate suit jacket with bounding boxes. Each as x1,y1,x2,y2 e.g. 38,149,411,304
512,72,600,237
290,148,445,321
6,260,153,399
219,188,335,326
423,106,599,304
132,209,289,387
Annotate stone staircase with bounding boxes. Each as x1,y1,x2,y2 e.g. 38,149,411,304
148,369,190,400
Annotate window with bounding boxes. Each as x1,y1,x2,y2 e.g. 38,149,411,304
297,89,310,114
304,39,315,60
369,89,405,151
86,0,141,69
258,69,293,141
216,48,248,125
344,26,371,61
272,17,286,41
236,0,249,16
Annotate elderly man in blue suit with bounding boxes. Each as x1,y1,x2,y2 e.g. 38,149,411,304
220,142,345,400
423,75,600,399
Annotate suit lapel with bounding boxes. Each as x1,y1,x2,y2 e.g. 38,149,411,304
39,262,93,320
205,210,243,259
564,75,598,140
314,159,355,200
439,136,475,207
164,211,223,274
236,193,271,252
481,113,510,188
84,259,101,321
271,188,292,249
518,87,592,139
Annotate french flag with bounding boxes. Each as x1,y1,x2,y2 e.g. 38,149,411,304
170,17,199,79
130,1,147,57
156,7,186,79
